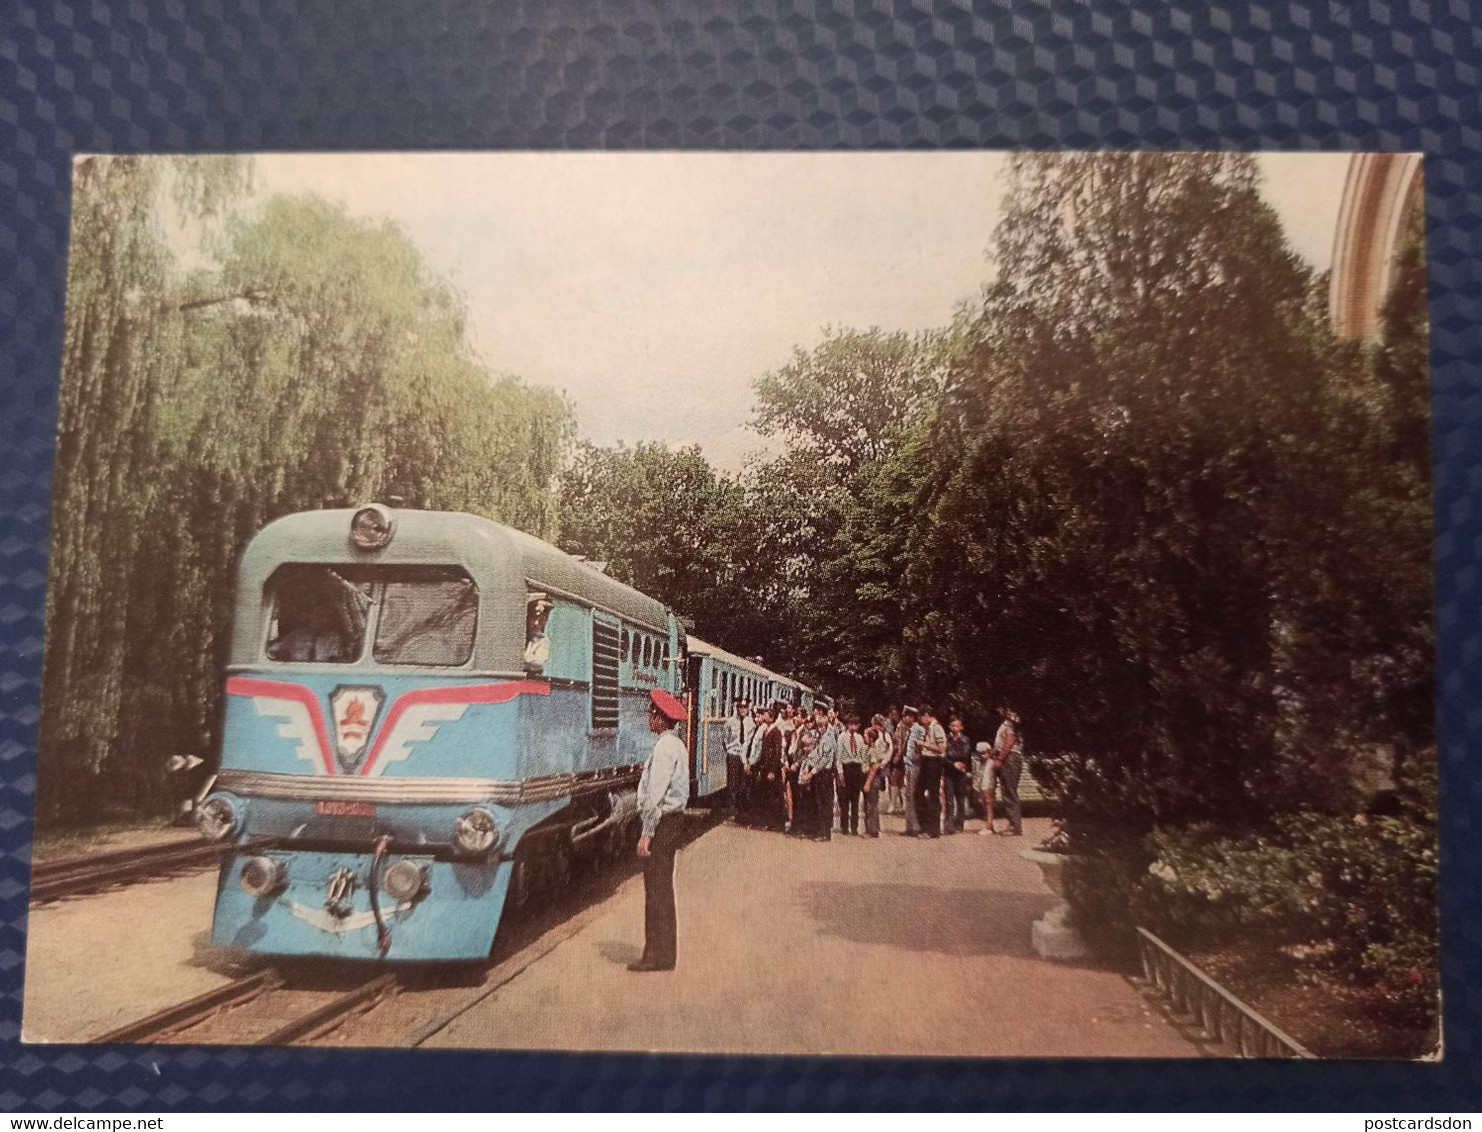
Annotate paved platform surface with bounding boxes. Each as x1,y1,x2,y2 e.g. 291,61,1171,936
424,813,1200,1057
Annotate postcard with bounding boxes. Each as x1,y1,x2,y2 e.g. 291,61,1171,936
23,150,1435,1059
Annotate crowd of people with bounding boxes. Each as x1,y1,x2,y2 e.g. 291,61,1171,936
722,700,1025,841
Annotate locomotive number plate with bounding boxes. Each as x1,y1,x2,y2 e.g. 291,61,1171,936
315,800,376,817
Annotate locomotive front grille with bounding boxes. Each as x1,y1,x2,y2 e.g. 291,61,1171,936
215,766,643,806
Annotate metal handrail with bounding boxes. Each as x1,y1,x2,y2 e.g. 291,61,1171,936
1135,927,1315,1059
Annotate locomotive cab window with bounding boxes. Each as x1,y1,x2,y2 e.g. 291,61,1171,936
264,564,477,667
376,568,478,666
264,564,370,663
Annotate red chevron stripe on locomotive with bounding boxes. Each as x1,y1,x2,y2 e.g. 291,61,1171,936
225,677,549,777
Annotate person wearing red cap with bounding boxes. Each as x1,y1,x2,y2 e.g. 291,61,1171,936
630,687,690,972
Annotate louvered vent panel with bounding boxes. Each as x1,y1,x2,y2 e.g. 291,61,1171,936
592,619,621,730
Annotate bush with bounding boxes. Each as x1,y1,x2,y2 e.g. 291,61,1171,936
1134,755,1438,1016
1062,832,1148,966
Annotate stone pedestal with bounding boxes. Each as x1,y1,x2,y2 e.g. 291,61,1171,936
1020,847,1091,961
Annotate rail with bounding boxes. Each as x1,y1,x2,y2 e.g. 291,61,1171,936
1135,927,1314,1058
91,969,400,1046
30,839,226,902
93,969,284,1043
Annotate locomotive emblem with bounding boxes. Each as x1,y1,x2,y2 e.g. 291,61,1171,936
330,685,384,772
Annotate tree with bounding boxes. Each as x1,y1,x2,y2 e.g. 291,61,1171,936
41,156,251,821
742,327,954,695
752,327,949,480
904,152,1418,831
558,441,782,654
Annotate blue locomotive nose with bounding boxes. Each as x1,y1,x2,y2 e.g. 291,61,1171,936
213,845,511,961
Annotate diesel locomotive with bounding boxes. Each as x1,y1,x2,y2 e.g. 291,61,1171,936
196,503,812,961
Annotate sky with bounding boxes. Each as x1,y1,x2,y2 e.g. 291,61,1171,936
248,151,1353,471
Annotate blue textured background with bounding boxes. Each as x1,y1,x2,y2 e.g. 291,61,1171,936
2,0,1478,1111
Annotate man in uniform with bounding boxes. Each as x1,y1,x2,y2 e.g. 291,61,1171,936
898,705,923,835
752,704,786,831
630,688,690,972
993,705,1025,837
915,704,947,838
943,715,972,834
722,696,753,821
802,704,840,840
836,715,869,836
741,702,769,825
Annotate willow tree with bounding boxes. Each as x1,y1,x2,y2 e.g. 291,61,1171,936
40,156,250,823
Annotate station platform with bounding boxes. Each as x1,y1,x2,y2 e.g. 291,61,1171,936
422,811,1200,1058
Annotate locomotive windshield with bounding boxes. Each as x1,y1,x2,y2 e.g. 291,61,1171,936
264,564,477,667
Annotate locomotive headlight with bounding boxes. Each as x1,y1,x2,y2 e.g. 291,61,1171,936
452,808,498,855
349,504,395,551
239,855,286,897
196,795,240,842
382,859,428,902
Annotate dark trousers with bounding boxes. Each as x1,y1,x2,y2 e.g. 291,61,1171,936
810,774,835,839
916,757,942,836
943,763,970,832
862,779,881,836
753,772,786,831
902,764,921,833
839,763,865,833
725,754,745,817
999,751,1023,834
642,812,682,967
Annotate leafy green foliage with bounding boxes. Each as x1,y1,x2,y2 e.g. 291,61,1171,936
557,441,786,659
891,153,1432,830
1136,757,1438,1018
727,154,1436,1027
740,328,953,703
753,327,950,480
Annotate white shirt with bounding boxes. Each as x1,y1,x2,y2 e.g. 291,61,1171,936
838,731,867,765
920,719,947,758
725,715,754,760
638,728,690,837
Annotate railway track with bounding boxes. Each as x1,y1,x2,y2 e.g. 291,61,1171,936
29,838,226,903
82,810,724,1047
93,967,402,1045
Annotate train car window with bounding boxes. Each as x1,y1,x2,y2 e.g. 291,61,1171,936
373,568,478,666
264,564,371,663
621,628,630,661
523,592,553,670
